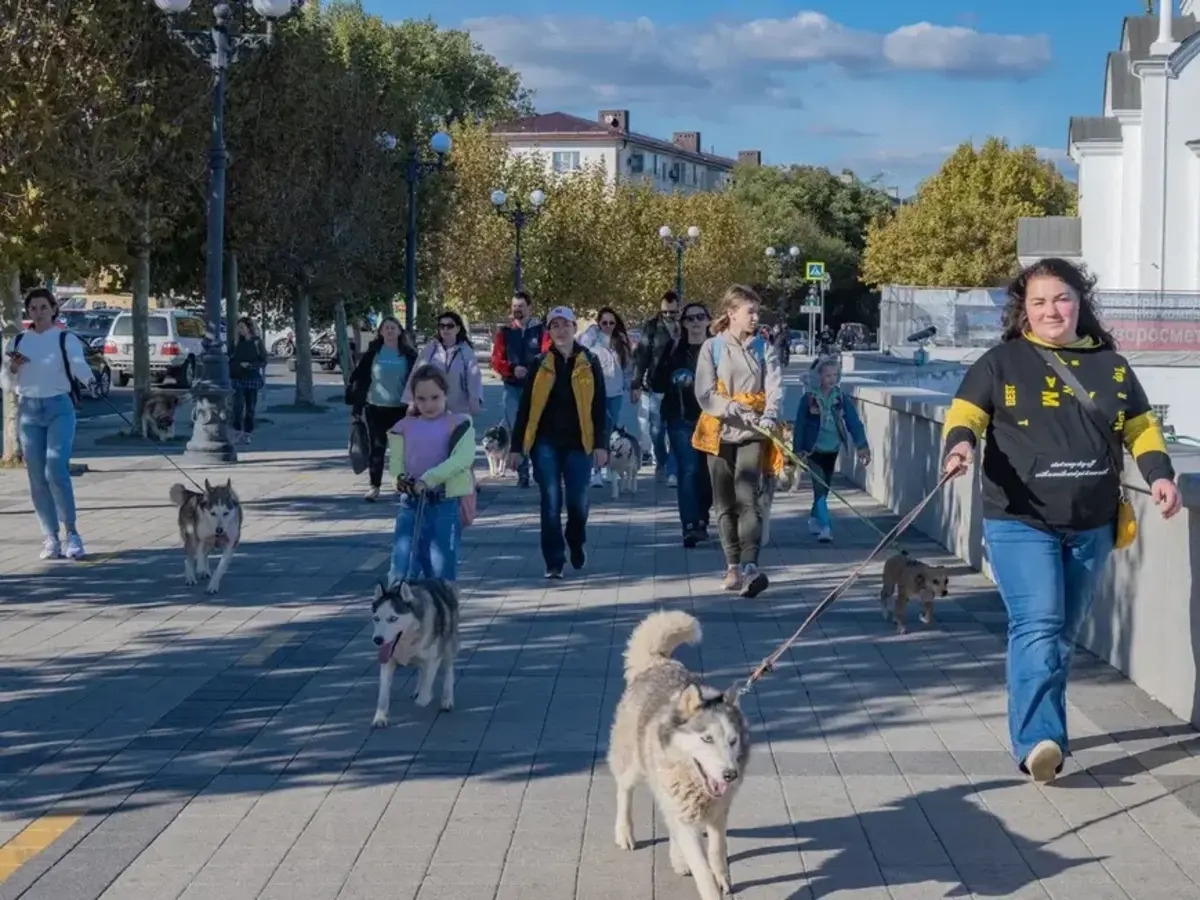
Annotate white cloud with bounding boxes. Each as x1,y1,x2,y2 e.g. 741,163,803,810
464,11,1052,110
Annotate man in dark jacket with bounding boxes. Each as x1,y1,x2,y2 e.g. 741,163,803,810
490,291,550,487
630,290,679,479
510,307,608,579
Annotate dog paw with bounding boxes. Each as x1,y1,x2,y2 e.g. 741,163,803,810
439,699,453,712
919,613,932,625
205,580,220,595
371,713,388,729
614,824,635,851
715,872,733,896
895,624,908,635
670,855,690,877
185,574,198,586
413,692,433,708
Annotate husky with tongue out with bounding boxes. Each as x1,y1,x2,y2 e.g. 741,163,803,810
370,579,460,727
607,611,749,900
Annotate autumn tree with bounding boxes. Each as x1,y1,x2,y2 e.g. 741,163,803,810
862,138,1077,287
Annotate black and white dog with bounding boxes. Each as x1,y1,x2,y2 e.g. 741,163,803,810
482,423,510,478
609,426,641,500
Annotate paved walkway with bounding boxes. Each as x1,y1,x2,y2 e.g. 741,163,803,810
1,384,1199,899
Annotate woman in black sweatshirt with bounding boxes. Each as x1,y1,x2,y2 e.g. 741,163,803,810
651,301,714,547
942,257,1180,784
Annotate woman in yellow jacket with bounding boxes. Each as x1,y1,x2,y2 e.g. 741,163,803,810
386,367,476,584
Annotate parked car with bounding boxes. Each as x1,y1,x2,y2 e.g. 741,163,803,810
103,309,206,387
59,309,120,351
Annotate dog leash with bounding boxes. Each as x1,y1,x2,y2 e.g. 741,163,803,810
751,423,897,545
732,468,956,699
97,393,207,492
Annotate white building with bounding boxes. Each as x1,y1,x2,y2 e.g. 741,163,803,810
1023,2,1200,291
490,109,758,194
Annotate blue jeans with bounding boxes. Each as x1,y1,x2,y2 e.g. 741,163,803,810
389,494,461,582
667,420,711,531
983,518,1114,766
807,450,839,529
503,384,530,478
18,395,78,537
604,396,624,435
637,393,674,475
530,441,592,569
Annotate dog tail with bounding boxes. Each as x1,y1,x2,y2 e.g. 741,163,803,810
623,611,701,684
168,484,189,507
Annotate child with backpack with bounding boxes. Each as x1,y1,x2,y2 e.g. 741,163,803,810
386,366,477,584
792,357,871,543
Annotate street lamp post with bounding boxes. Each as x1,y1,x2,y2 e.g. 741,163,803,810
490,188,546,293
658,225,700,299
153,0,302,464
402,131,452,334
764,245,801,321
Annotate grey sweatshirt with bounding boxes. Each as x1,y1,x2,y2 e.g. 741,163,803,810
694,332,783,444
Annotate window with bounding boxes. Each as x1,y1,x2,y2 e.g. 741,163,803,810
629,153,644,174
175,317,206,339
112,315,169,337
552,151,581,173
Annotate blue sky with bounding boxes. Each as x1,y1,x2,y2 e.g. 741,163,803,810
363,0,1146,193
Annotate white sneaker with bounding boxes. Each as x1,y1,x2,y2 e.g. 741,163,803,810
818,526,832,543
808,517,822,536
1024,740,1063,784
590,471,605,488
64,532,86,560
364,486,380,502
40,536,62,560
667,474,678,487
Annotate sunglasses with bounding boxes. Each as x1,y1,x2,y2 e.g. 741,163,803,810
599,320,617,327
683,313,709,323
437,322,457,330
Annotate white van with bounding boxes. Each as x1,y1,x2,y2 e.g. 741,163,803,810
103,310,207,387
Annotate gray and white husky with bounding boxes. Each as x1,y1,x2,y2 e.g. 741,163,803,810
370,579,460,727
169,479,242,594
609,426,640,500
608,611,750,899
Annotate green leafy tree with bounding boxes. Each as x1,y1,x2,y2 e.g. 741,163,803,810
862,138,1078,287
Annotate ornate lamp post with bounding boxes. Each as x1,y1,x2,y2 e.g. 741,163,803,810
765,245,801,320
153,0,303,464
490,188,546,293
402,131,452,333
658,225,700,299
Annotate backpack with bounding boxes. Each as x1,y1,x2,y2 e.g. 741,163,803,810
708,333,767,375
14,330,85,405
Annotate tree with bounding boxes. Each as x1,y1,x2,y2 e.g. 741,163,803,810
861,138,1078,287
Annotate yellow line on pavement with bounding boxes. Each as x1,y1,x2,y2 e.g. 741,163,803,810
0,814,80,884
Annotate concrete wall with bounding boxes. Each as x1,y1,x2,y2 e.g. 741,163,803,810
842,381,1200,728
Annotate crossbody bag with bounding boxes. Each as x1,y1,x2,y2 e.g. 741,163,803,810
1035,347,1137,549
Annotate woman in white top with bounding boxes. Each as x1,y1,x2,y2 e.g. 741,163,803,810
1,289,96,559
401,310,483,416
579,306,633,487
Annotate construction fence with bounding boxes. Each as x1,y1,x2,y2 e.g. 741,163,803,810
880,285,1200,352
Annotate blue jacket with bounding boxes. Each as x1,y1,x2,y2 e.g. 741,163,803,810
793,386,868,456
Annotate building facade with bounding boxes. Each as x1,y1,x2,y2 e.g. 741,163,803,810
490,110,758,194
1028,3,1200,292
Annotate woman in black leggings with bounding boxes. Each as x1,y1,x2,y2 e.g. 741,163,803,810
345,316,417,500
693,286,783,598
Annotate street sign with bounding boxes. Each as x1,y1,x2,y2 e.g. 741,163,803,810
805,261,825,281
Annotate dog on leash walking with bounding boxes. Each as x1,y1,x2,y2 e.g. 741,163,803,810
482,423,510,478
608,426,641,500
141,393,182,442
608,611,749,899
879,551,951,634
370,579,460,726
169,479,242,594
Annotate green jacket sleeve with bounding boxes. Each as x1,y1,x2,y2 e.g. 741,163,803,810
422,422,476,488
387,431,406,482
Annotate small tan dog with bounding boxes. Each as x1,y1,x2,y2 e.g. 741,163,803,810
879,551,950,633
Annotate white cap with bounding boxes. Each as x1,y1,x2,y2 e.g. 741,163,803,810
547,306,576,325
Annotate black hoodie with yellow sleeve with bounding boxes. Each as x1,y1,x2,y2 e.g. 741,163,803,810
941,334,1173,534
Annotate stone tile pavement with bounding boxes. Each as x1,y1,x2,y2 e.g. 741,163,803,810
0,382,1199,899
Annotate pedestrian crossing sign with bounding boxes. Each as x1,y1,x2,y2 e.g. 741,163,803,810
805,261,825,281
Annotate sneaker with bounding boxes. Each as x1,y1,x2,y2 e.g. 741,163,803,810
808,516,822,536
545,566,564,580
570,545,587,571
1024,740,1063,784
40,536,62,560
683,529,701,549
364,486,380,502
590,471,605,488
740,564,769,598
518,474,531,489
241,433,252,445
818,526,832,543
722,567,742,592
666,473,677,487
64,532,86,560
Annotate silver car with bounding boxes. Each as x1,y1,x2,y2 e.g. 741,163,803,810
103,310,207,387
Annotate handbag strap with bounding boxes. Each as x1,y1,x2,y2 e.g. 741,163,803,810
1033,345,1123,474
